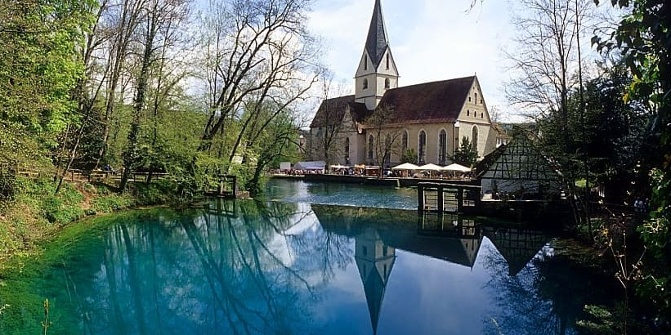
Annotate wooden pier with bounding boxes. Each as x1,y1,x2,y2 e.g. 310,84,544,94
204,174,238,198
417,182,481,214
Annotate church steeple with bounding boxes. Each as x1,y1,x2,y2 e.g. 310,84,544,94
365,0,389,68
355,0,399,110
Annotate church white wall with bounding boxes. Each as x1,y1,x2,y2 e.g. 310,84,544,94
355,49,399,111
345,122,495,167
391,123,460,165
455,79,495,159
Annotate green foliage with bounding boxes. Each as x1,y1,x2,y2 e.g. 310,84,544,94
90,194,131,213
576,304,627,335
400,149,417,164
635,168,671,316
452,137,478,167
132,179,178,206
541,61,650,202
242,109,301,196
0,169,16,199
14,177,84,224
596,0,671,327
0,0,97,168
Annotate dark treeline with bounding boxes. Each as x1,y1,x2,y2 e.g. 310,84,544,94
500,0,671,332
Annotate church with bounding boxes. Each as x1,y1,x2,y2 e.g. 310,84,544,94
307,0,497,167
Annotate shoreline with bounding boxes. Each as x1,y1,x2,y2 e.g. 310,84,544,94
0,177,180,272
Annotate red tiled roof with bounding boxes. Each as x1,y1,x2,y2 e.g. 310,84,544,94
376,76,475,124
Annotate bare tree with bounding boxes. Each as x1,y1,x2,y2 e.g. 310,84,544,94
310,71,349,166
195,0,319,174
366,104,402,172
96,0,148,168
504,0,592,150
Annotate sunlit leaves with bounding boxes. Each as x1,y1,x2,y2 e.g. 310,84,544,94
0,0,96,164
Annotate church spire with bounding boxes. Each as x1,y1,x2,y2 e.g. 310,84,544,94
365,0,389,68
355,0,398,110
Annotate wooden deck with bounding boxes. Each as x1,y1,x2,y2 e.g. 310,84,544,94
417,183,481,214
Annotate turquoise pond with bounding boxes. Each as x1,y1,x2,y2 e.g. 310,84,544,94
0,179,611,334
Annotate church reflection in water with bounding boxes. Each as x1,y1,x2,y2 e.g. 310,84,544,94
354,226,395,334
314,205,551,334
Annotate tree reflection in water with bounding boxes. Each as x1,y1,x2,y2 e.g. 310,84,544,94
480,228,595,335
46,200,354,334
4,198,612,334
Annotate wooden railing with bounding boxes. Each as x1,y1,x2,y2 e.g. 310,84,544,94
5,165,169,184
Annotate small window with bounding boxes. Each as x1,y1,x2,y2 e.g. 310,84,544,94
481,112,484,118
468,97,472,102
386,54,390,69
364,55,368,70
467,110,470,116
474,93,478,104
363,78,368,90
385,78,390,89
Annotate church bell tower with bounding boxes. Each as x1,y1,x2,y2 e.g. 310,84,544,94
355,0,400,111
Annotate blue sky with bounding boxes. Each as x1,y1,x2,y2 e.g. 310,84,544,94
307,0,517,120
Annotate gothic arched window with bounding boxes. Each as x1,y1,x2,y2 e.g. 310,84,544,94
418,130,427,164
384,134,392,167
385,78,390,89
344,137,350,163
439,129,447,165
363,78,368,90
472,126,479,155
368,135,374,161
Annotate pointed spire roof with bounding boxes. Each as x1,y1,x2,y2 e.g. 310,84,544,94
363,269,386,334
365,0,390,68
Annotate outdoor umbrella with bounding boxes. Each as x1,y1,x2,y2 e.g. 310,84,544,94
419,163,443,171
391,163,420,170
443,163,472,172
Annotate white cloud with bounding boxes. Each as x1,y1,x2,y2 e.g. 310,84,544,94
307,0,522,121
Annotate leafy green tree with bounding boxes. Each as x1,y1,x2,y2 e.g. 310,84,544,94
400,149,417,164
120,0,191,192
540,61,650,202
452,137,478,167
244,110,299,196
0,0,96,170
595,0,671,327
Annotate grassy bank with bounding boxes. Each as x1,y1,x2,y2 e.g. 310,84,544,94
0,176,180,270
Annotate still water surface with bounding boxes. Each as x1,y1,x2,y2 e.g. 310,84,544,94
2,179,593,334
